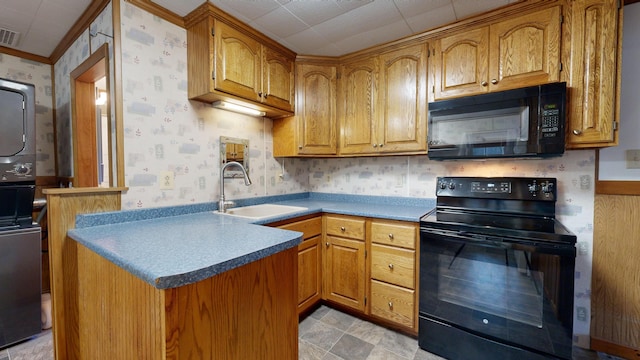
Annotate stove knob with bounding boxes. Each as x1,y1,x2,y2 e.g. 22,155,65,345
542,182,554,194
439,182,447,190
528,184,539,193
448,182,455,190
14,164,30,175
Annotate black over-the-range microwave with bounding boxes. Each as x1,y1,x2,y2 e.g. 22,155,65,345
427,82,567,160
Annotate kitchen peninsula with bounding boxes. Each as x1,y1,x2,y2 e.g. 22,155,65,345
44,188,302,360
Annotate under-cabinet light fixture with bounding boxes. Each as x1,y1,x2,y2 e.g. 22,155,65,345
211,101,266,117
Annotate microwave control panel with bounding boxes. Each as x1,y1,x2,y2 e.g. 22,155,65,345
541,107,560,136
541,105,561,137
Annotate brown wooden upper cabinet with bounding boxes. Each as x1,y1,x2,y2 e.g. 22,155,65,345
273,61,338,156
565,0,621,148
186,6,295,117
339,43,428,155
432,6,561,100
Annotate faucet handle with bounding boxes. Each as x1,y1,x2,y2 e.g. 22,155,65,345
218,200,236,213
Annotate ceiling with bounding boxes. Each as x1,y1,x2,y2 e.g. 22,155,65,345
0,0,518,59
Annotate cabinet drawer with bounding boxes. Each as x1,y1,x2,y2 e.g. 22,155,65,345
278,217,322,240
371,221,416,249
371,244,415,289
370,280,415,328
325,215,365,240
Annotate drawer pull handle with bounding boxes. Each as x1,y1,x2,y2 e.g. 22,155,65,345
388,264,394,270
388,233,394,239
340,226,345,232
388,302,393,309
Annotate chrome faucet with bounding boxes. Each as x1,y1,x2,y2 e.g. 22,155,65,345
218,161,252,213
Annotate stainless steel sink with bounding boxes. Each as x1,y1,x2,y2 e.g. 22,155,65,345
216,204,308,220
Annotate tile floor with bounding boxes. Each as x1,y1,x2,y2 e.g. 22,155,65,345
0,305,623,360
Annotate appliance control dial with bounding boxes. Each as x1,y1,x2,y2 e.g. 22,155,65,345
439,182,447,190
13,163,32,175
528,183,540,194
448,182,455,190
541,182,554,194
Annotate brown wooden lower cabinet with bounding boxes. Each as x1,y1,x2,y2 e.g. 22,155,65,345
272,215,323,315
275,213,420,334
76,243,298,359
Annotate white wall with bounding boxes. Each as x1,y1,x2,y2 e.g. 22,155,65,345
599,2,640,180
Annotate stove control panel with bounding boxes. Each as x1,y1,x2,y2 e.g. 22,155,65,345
436,177,557,201
0,157,35,183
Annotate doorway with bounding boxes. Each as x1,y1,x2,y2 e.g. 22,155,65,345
70,43,112,187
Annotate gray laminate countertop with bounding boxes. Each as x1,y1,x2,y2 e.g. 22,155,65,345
68,192,434,290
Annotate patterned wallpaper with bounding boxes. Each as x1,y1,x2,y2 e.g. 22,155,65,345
0,53,55,177
54,2,114,180
118,3,308,210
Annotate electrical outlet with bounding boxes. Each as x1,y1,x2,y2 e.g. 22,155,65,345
626,149,640,169
160,171,174,190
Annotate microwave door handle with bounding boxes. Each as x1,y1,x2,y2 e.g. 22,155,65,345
429,144,457,149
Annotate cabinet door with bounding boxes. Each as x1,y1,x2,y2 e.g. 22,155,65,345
262,46,295,111
214,21,261,101
566,0,621,148
323,235,366,312
296,63,338,155
298,235,322,314
378,44,428,153
488,6,561,91
339,57,378,155
433,27,489,100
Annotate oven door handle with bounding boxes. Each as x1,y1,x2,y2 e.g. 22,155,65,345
422,228,511,249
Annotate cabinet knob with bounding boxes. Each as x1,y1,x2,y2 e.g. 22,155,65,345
378,143,384,148
298,145,303,149
326,242,330,247
388,302,393,309
481,81,488,86
388,233,394,239
258,92,263,97
340,226,346,232
373,144,378,148
263,93,268,99
573,129,582,135
491,79,498,84
388,264,394,270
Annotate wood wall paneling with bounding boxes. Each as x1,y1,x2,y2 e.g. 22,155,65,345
43,187,126,360
592,195,640,356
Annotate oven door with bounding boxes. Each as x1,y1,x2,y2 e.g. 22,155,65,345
419,227,576,360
